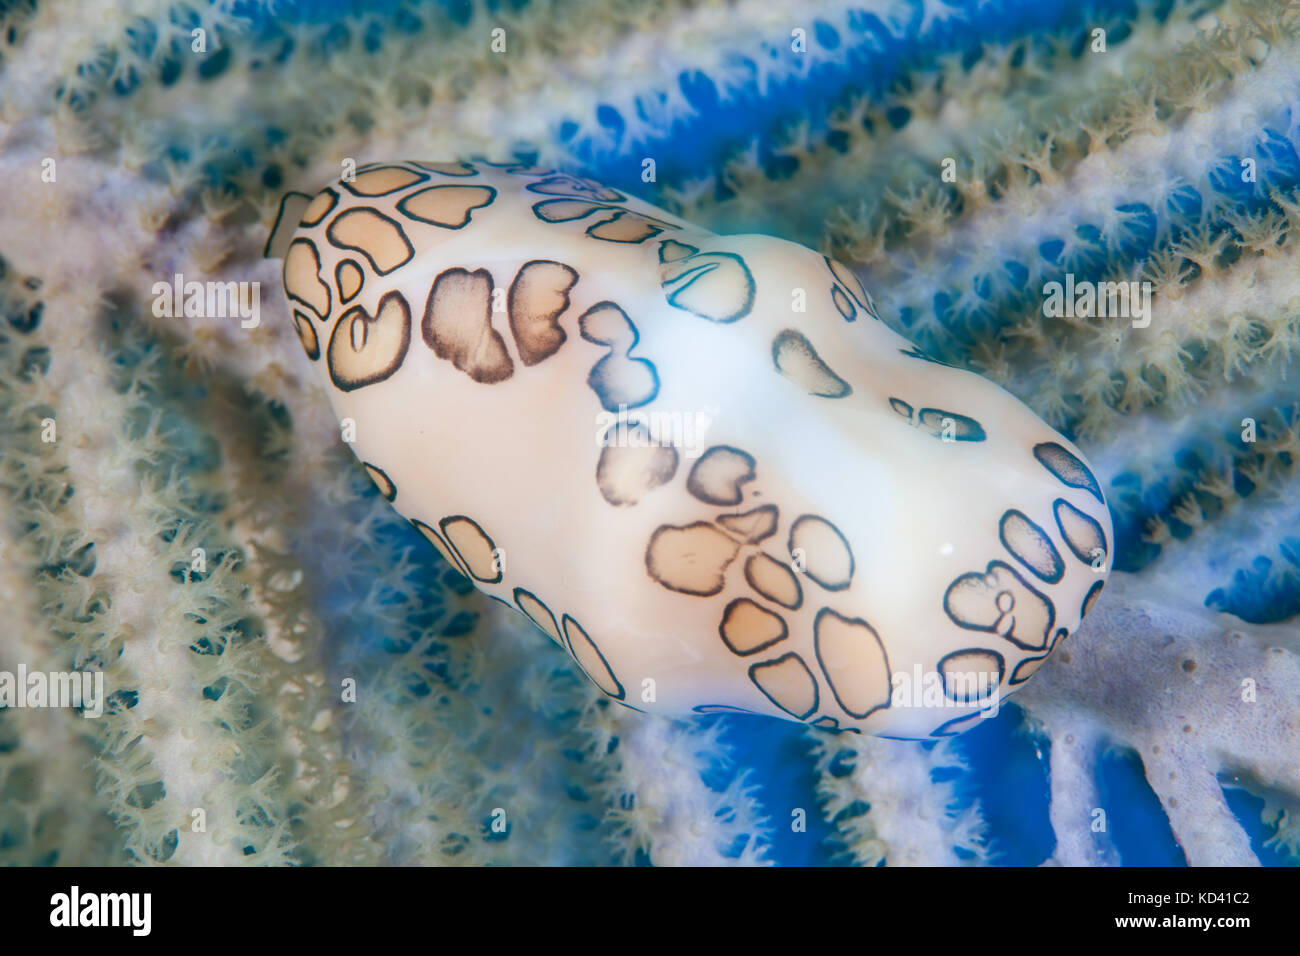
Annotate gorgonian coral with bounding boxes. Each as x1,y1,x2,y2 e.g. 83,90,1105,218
0,0,1296,865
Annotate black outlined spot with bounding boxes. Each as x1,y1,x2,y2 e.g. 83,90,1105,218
1034,441,1104,504
645,522,741,596
814,608,890,720
421,267,515,384
439,515,503,584
1054,497,1108,567
943,560,1055,651
397,184,496,229
744,553,803,610
514,587,562,645
748,653,818,720
659,243,756,323
335,259,364,304
326,290,411,392
283,238,331,319
772,329,852,398
937,648,1004,703
342,165,429,197
719,599,788,656
326,207,415,275
363,463,396,501
999,509,1065,584
508,259,578,366
292,310,320,361
579,301,659,410
788,515,854,591
686,446,755,506
716,505,778,543
563,615,625,700
596,426,679,506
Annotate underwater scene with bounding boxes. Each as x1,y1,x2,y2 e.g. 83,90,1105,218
0,0,1297,872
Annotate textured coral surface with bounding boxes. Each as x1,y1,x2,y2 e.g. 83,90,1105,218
0,0,1297,865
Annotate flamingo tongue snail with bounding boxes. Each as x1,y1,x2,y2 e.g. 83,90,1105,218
268,160,1112,738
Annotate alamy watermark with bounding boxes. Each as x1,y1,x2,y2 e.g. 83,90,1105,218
50,886,151,936
1042,274,1152,329
890,664,1002,718
152,273,260,328
0,665,105,718
595,403,718,459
